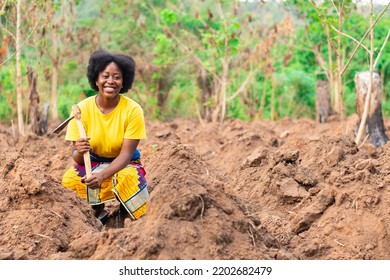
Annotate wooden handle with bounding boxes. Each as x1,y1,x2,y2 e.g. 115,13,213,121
72,105,92,178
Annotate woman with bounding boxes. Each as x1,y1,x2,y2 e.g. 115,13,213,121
62,50,148,223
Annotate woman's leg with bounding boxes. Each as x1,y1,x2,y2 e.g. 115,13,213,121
112,164,149,220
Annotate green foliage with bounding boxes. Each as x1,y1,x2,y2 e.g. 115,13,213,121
0,66,15,93
198,17,240,58
0,64,16,120
227,97,250,120
57,84,88,119
275,67,316,118
153,34,175,65
179,16,204,35
160,9,178,25
64,60,78,72
165,81,198,120
147,96,160,120
1,0,389,123
292,29,318,73
373,16,390,104
343,86,356,116
0,95,12,121
382,99,390,117
132,81,160,120
83,88,96,98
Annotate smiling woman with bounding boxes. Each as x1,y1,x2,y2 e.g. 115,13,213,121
61,50,149,225
95,62,124,114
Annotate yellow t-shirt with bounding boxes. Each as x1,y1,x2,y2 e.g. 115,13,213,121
65,95,146,158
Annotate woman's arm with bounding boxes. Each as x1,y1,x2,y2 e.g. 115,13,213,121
83,138,140,189
71,137,91,165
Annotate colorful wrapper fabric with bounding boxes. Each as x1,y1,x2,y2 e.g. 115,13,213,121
62,160,148,220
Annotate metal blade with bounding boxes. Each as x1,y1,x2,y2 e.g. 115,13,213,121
50,115,74,134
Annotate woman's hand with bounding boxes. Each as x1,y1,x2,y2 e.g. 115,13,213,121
74,137,91,155
81,172,105,189
71,137,91,166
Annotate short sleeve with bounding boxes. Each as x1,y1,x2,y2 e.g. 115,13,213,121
124,105,146,139
65,118,80,141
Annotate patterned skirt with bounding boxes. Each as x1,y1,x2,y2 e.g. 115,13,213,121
61,160,149,220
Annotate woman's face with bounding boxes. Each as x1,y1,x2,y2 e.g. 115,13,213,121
96,62,123,98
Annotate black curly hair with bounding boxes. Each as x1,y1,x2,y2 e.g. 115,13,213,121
87,50,136,93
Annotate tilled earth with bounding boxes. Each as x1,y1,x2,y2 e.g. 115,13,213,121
0,115,389,260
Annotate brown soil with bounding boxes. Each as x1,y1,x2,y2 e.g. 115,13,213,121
0,116,389,260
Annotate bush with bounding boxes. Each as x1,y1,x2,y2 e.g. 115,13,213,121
57,84,88,120
0,95,12,121
275,67,316,119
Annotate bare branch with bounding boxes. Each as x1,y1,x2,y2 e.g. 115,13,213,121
358,133,370,149
0,26,16,42
373,28,390,69
164,25,221,83
330,0,340,16
0,22,39,67
355,0,375,146
341,2,389,76
330,24,370,53
227,71,255,102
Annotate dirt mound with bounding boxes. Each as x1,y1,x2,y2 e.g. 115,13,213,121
52,142,290,260
0,133,102,260
0,117,389,260
231,135,390,259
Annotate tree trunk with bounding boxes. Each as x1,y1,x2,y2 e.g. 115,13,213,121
212,60,228,124
257,77,268,119
50,60,59,120
16,0,24,136
49,23,59,121
27,66,39,134
27,66,48,135
315,80,331,123
336,4,346,133
197,65,212,122
331,75,340,114
39,103,49,135
156,74,169,114
219,61,228,124
327,27,336,113
355,71,388,147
